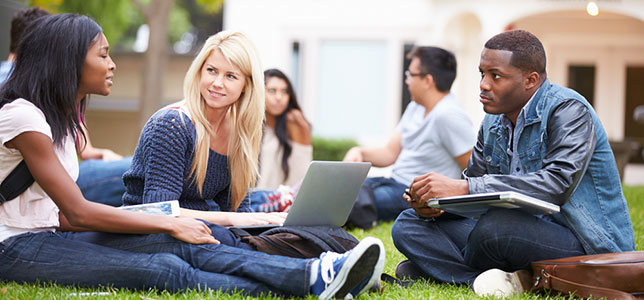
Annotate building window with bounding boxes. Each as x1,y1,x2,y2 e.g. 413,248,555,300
291,41,301,93
625,66,644,163
315,40,387,139
567,65,596,106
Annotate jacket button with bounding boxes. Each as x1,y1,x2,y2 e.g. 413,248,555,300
486,156,492,162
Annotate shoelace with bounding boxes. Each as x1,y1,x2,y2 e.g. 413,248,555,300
319,251,351,288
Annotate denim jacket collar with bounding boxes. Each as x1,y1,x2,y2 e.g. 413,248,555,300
523,78,550,126
489,78,551,136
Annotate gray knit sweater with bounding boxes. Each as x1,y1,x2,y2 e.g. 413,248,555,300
122,108,251,212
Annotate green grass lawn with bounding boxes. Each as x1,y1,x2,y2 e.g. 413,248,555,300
2,186,643,299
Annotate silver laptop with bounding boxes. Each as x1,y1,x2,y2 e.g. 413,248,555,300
426,191,560,219
230,161,371,231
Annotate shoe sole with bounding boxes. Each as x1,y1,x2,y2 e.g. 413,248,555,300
318,237,382,300
352,238,385,297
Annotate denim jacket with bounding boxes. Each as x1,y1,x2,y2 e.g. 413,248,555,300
465,78,635,254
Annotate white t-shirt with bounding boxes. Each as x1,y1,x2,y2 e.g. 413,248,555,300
391,94,476,185
257,126,313,189
0,99,79,242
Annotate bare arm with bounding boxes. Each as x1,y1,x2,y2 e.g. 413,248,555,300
286,109,312,145
343,132,402,167
454,150,472,170
7,131,217,244
76,123,123,161
179,208,287,226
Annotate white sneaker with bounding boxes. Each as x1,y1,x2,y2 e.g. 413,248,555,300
472,268,531,298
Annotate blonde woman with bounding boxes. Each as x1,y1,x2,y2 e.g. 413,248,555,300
123,31,284,227
0,16,384,298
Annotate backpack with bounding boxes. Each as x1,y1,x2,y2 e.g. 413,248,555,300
345,183,378,230
229,225,358,258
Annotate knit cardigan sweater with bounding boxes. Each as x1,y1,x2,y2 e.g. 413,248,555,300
122,108,251,212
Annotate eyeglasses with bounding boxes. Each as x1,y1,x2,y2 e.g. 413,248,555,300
405,70,426,78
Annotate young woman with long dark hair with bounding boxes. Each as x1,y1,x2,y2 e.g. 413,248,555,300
0,14,383,298
258,69,312,189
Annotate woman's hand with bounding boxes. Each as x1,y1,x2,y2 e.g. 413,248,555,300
226,212,287,226
286,109,312,145
168,217,220,245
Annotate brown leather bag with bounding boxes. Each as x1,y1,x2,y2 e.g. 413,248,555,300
529,251,644,300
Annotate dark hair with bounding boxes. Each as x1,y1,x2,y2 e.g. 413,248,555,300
0,14,103,147
263,68,306,181
9,7,50,54
484,29,546,76
407,46,457,92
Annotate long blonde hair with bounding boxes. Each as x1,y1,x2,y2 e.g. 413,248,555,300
182,31,265,210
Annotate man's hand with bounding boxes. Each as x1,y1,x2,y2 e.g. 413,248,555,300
404,190,444,218
404,172,469,217
409,172,469,202
343,146,363,162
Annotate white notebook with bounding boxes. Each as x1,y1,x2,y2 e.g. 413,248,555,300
426,191,560,219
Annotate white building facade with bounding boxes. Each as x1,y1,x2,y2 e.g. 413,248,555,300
223,0,644,147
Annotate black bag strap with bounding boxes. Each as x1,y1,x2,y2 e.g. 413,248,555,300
261,225,353,253
0,160,35,204
380,273,414,288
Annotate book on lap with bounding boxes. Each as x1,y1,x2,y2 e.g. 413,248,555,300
118,200,180,216
426,191,560,219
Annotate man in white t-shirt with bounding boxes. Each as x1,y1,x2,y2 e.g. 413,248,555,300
343,46,476,229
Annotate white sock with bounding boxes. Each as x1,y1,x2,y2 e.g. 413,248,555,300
309,259,320,287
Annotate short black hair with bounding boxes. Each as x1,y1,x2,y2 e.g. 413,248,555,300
484,30,546,76
407,46,457,92
9,7,50,53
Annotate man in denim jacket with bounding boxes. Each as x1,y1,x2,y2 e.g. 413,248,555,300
391,30,635,297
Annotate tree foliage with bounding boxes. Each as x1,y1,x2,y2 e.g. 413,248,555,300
25,0,222,50
25,0,225,131
28,0,135,44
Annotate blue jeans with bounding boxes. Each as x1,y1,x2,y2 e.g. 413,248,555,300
248,189,280,212
365,177,410,221
0,231,313,296
63,222,254,250
247,189,295,212
391,208,586,285
76,157,133,207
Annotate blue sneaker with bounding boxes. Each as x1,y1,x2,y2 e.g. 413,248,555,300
311,237,384,300
347,238,385,298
